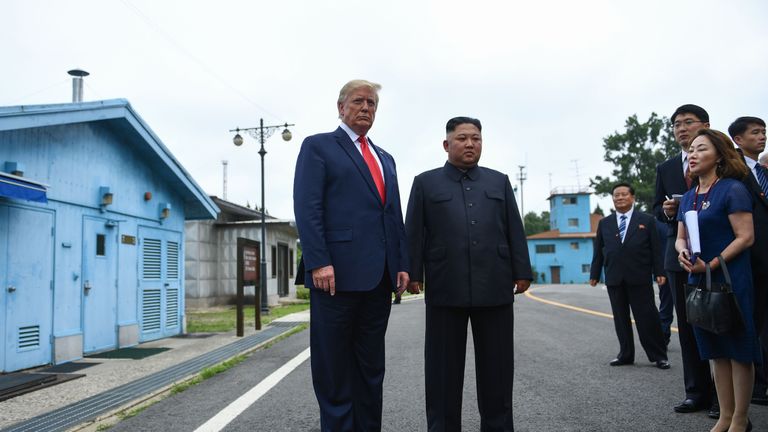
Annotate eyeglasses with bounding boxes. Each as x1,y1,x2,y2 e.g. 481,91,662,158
672,119,704,129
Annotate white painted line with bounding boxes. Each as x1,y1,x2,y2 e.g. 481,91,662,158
193,347,311,432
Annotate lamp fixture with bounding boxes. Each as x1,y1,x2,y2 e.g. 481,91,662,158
159,202,171,220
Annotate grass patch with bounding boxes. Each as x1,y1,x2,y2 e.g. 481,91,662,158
116,404,150,421
186,302,309,333
170,354,247,395
296,285,309,300
96,424,113,431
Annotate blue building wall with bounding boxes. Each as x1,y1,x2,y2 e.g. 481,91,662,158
527,238,594,284
549,193,591,233
527,191,599,284
0,100,217,372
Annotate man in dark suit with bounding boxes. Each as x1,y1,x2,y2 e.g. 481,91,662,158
652,104,714,415
405,116,532,431
293,79,411,431
589,183,670,369
728,116,768,405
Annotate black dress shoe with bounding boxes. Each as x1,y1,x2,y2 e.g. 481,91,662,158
707,403,720,419
655,360,671,370
674,398,704,413
609,358,633,366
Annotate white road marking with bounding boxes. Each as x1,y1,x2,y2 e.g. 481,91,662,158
193,347,311,432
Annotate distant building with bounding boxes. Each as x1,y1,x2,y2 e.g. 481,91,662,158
185,196,299,308
0,99,218,372
526,186,602,284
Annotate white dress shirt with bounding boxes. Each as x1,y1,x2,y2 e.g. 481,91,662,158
340,122,385,182
616,207,634,242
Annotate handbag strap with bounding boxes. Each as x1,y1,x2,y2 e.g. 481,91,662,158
718,254,732,286
705,261,712,289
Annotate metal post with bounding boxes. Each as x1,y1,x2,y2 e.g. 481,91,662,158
259,118,269,314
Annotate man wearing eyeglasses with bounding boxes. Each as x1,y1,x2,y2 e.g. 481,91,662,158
653,104,716,417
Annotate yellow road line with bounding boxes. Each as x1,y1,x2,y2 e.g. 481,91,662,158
523,288,679,333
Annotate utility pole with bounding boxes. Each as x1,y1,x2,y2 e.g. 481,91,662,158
517,165,527,218
222,160,228,200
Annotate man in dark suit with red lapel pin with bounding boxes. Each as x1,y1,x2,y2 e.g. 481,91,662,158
590,182,669,369
293,79,411,432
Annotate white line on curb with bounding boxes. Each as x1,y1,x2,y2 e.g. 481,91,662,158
193,347,311,432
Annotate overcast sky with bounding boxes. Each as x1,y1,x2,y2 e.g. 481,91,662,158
4,0,767,219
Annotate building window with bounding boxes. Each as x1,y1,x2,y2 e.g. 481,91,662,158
568,218,579,227
271,245,277,278
96,234,106,256
535,244,555,254
289,249,294,278
570,242,579,250
562,197,577,205
582,264,591,273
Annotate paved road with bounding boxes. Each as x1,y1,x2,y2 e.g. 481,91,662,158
109,285,768,431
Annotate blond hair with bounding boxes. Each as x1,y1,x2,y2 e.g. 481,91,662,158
337,79,382,106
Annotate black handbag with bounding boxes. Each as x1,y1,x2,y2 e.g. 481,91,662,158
684,255,745,335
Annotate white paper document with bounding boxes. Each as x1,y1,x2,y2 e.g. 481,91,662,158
684,210,701,259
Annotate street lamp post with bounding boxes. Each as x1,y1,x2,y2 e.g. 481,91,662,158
231,119,294,314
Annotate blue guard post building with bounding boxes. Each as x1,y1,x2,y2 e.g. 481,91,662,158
526,186,602,284
0,98,218,373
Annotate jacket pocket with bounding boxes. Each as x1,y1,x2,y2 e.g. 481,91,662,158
427,247,446,261
326,229,353,243
497,244,510,258
430,192,452,203
485,190,504,201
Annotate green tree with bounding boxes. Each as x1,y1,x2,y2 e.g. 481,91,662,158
593,203,605,216
524,211,550,236
590,113,678,211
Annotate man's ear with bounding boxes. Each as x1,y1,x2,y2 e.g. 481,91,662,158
733,135,743,146
443,140,449,152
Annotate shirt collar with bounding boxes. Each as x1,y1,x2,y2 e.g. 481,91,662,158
616,207,634,220
744,155,758,170
339,122,363,144
443,161,480,181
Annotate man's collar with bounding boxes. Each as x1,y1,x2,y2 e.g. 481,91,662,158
339,122,364,143
616,207,634,218
443,161,479,181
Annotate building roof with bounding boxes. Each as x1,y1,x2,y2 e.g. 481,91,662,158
211,196,277,222
526,212,603,240
547,185,592,200
0,99,219,220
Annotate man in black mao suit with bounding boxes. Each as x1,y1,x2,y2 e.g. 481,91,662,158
590,183,670,369
405,117,532,432
652,104,714,414
729,116,768,404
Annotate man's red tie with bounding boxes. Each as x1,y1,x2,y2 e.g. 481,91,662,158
359,135,386,204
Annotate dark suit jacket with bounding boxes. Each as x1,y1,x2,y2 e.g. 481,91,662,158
653,154,694,271
293,127,409,291
405,162,532,307
590,210,663,286
739,156,768,273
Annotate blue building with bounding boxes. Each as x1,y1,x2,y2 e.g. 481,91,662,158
0,99,218,372
526,187,602,284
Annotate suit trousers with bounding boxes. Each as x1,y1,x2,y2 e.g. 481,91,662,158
425,303,515,432
658,278,674,344
607,282,667,363
668,270,713,403
310,272,392,432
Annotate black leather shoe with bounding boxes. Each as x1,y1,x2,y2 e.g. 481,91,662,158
609,358,633,366
674,398,704,413
655,360,671,370
707,403,720,419
751,389,768,405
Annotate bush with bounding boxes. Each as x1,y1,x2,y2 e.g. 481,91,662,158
296,286,309,300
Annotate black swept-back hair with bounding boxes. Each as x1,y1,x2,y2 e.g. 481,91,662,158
611,182,635,195
671,104,709,123
728,116,766,139
446,116,482,133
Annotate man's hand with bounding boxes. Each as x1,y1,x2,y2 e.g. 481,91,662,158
662,198,680,220
656,276,667,286
589,279,598,287
396,272,410,296
312,265,336,295
407,281,422,294
514,279,531,294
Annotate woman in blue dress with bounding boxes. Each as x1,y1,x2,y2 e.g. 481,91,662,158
676,129,759,432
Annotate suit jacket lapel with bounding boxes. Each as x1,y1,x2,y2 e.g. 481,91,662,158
333,127,382,205
368,139,393,208
609,214,621,244
746,170,768,209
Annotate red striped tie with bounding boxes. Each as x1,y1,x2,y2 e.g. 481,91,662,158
359,136,386,203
